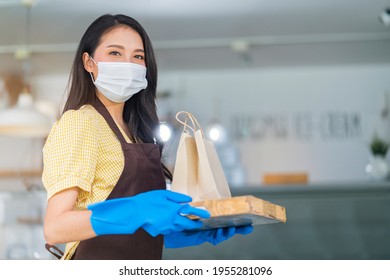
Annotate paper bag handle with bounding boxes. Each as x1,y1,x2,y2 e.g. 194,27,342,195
175,111,204,136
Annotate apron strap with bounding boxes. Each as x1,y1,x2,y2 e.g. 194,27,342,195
45,243,64,260
92,97,128,144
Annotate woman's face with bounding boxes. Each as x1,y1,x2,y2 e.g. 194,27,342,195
83,25,145,79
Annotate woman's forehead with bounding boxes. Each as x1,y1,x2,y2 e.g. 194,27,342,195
98,25,143,49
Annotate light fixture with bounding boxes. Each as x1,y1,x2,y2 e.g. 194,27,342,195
230,39,250,53
0,89,52,138
230,39,252,64
0,1,52,138
207,123,228,144
158,122,172,142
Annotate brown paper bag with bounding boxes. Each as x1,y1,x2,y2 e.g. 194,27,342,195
171,111,231,201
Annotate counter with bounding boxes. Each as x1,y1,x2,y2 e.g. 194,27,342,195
164,181,390,259
0,181,389,259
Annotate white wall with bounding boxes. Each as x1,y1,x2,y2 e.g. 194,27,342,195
157,64,390,185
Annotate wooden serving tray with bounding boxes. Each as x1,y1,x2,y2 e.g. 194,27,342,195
188,195,287,230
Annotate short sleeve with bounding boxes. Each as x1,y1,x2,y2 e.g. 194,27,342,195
42,108,99,200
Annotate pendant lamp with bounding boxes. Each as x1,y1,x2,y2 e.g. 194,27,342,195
0,89,51,138
0,2,52,138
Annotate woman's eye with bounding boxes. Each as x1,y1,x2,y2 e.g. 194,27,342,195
134,54,144,60
110,51,121,56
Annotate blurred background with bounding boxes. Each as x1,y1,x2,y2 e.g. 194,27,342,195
0,0,389,260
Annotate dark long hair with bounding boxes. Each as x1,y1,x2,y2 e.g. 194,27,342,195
63,14,172,181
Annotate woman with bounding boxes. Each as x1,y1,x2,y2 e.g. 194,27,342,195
42,14,252,260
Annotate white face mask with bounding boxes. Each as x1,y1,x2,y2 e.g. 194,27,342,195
89,56,148,103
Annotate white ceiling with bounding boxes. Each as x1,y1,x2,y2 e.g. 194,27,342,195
0,0,390,76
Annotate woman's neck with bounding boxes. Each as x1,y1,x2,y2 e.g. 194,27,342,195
96,93,125,123
96,92,133,140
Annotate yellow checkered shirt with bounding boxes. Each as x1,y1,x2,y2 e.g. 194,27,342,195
42,104,131,259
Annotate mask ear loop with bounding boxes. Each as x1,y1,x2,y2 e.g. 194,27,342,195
89,54,98,65
88,72,95,83
89,72,96,83
88,54,98,82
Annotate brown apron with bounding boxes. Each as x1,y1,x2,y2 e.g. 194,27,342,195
46,98,166,260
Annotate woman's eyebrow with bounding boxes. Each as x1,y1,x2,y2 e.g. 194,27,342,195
106,45,144,53
106,44,125,49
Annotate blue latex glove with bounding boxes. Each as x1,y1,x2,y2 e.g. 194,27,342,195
164,225,253,248
87,190,210,237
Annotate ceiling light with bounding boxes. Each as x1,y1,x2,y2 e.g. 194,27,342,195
14,47,31,60
230,40,250,53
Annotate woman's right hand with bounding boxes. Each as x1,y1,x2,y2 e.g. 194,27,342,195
88,190,211,237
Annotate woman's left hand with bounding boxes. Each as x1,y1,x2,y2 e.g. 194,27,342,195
164,225,253,248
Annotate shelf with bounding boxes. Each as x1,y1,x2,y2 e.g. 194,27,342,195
0,169,42,178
